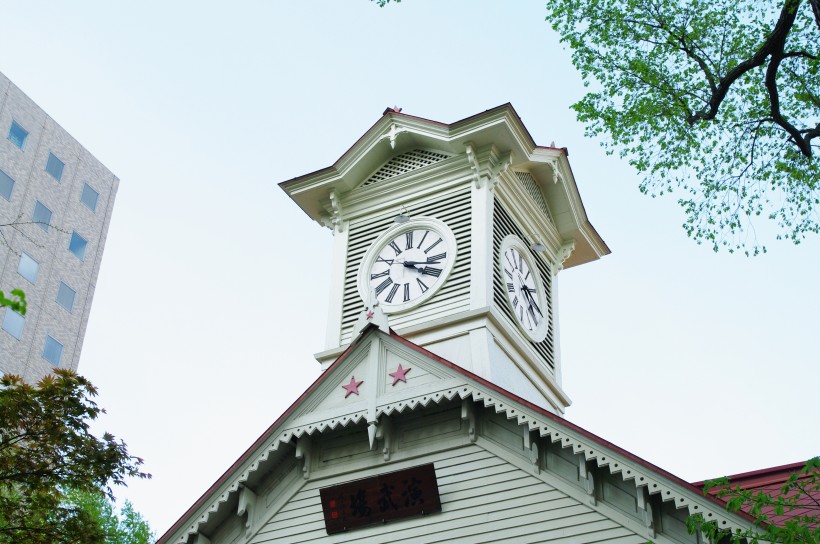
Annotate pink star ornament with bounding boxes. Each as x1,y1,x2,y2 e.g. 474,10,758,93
342,376,363,398
389,364,411,386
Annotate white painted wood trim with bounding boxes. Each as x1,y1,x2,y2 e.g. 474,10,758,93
324,220,349,350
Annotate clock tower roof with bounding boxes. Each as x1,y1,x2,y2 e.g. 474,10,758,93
280,103,609,268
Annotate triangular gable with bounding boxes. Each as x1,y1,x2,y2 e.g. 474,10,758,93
356,148,454,190
159,326,753,543
288,330,457,432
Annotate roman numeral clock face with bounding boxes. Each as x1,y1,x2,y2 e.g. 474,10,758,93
358,218,457,313
500,235,548,342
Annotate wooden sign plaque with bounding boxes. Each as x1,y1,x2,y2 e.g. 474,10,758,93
319,463,441,534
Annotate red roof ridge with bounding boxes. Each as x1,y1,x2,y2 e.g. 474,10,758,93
692,460,813,489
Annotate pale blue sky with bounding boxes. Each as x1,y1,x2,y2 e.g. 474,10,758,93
2,0,818,534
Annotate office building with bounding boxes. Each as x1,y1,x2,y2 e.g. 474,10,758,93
0,71,118,382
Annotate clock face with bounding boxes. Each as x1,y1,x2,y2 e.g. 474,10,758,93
500,236,548,342
359,218,456,313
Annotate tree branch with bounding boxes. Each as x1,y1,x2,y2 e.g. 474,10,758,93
687,0,802,125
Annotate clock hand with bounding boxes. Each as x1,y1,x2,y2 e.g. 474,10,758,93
404,261,441,271
403,260,441,268
522,287,543,317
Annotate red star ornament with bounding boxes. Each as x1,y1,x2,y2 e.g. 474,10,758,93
389,364,411,386
342,376,363,398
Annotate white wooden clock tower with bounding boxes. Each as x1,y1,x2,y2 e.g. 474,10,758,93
281,104,609,414
161,105,753,544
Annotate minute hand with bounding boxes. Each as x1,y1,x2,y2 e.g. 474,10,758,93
522,288,543,316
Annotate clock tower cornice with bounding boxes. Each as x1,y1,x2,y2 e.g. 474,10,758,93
280,105,609,267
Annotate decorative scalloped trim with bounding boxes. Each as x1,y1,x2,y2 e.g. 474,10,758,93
175,383,744,542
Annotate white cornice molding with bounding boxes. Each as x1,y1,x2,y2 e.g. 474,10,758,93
167,331,748,544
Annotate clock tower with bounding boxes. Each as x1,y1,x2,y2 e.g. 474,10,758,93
281,104,608,414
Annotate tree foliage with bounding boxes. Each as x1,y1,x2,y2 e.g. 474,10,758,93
376,0,820,254
688,458,820,544
64,490,155,544
0,288,25,314
0,370,150,544
546,0,820,254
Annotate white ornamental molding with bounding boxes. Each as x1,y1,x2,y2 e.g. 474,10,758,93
487,151,513,193
378,123,408,150
554,240,575,275
464,142,482,189
175,378,747,543
321,188,345,233
546,157,566,185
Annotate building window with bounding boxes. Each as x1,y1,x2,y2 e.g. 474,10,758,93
8,121,28,149
33,201,52,231
69,231,88,260
43,336,64,366
0,168,14,201
18,252,39,283
2,309,25,340
80,183,99,212
46,152,64,181
56,282,76,312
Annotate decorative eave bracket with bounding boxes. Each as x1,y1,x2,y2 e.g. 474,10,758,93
546,157,566,185
553,240,575,275
465,142,512,192
321,189,345,233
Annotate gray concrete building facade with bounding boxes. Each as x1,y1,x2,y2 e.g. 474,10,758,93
0,71,118,382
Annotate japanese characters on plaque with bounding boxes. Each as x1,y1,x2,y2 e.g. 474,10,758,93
319,464,441,534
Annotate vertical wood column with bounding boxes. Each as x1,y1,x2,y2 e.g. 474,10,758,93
469,182,494,310
324,220,349,350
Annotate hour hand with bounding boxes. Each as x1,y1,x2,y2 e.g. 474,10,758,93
403,261,430,269
403,260,441,267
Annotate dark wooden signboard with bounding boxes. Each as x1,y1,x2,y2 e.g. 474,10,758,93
319,463,441,534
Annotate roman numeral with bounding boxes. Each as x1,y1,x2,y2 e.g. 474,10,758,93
518,305,524,322
427,253,446,263
385,283,400,303
377,256,394,265
389,241,402,255
424,238,442,254
507,282,515,292
512,296,519,307
504,268,513,280
517,251,523,270
524,270,530,281
375,278,393,296
505,251,516,270
371,270,390,280
422,266,442,277
405,231,413,250
403,283,410,302
416,230,429,249
416,278,429,293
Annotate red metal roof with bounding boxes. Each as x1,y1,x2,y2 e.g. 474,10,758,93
692,461,820,529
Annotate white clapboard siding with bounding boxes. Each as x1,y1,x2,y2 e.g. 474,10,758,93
251,445,644,544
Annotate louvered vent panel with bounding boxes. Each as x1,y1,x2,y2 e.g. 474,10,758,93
362,149,451,187
492,201,556,372
340,186,472,344
515,171,553,222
